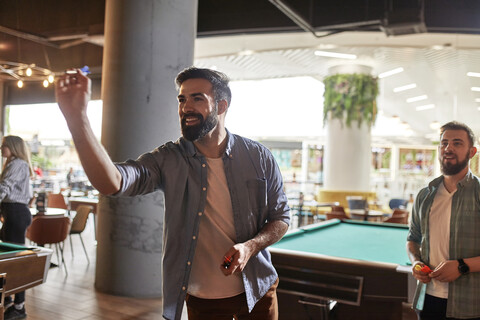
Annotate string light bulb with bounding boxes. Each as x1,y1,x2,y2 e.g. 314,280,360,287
43,79,49,88
17,80,24,88
48,74,54,83
26,68,32,77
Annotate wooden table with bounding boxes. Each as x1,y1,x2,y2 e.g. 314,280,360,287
29,207,68,217
349,209,385,222
289,200,340,227
0,242,52,318
67,197,98,213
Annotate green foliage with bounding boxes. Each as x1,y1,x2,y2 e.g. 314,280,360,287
323,73,379,128
31,154,53,170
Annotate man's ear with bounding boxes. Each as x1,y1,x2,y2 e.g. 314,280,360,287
469,146,477,159
217,100,228,115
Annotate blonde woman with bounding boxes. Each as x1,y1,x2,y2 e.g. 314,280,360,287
0,135,33,320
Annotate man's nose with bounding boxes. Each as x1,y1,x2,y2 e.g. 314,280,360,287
181,100,194,113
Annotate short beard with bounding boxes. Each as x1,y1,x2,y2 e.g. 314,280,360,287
440,150,470,176
181,107,218,142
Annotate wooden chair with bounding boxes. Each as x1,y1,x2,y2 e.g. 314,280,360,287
26,215,71,275
47,193,68,210
384,209,409,224
331,206,346,214
69,205,93,264
384,213,408,224
326,210,348,221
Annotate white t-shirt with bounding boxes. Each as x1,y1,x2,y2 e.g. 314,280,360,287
187,157,244,299
426,182,454,299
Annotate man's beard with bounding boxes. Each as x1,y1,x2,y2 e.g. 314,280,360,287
440,150,470,175
181,108,218,142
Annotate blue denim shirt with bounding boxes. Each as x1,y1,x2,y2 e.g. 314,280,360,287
115,130,290,320
407,171,480,318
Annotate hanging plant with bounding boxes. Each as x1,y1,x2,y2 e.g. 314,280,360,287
323,73,379,128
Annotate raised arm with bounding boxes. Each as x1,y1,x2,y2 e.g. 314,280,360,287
55,69,121,195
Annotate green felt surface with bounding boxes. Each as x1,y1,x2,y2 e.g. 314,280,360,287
271,220,411,266
0,241,30,254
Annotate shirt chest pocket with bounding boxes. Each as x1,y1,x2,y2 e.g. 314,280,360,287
246,179,267,214
456,210,480,238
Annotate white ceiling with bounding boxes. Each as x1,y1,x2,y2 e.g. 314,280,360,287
194,31,480,145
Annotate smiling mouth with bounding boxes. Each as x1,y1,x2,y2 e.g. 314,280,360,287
183,115,201,126
443,154,456,161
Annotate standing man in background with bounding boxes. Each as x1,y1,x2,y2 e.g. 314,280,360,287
407,121,480,319
55,67,290,320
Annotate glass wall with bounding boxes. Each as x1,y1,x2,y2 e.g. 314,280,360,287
4,101,102,194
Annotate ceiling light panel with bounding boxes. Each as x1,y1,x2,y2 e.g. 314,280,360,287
378,67,404,78
393,83,417,92
314,50,357,60
407,95,428,103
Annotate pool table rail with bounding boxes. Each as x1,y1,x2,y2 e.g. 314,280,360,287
275,264,364,306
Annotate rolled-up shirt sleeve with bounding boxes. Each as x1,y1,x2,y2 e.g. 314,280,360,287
114,151,164,197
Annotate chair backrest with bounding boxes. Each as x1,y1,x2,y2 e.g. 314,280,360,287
384,213,408,224
346,196,367,210
388,198,408,210
70,205,93,234
326,211,348,221
27,216,71,245
392,208,409,216
331,206,346,213
47,193,68,210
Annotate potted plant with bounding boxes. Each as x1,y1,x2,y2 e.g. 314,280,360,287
323,73,379,128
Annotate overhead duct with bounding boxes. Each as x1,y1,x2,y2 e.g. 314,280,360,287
381,0,426,36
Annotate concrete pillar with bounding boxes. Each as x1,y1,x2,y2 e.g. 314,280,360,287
95,0,197,297
323,65,373,192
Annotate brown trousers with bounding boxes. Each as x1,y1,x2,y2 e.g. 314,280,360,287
186,278,279,320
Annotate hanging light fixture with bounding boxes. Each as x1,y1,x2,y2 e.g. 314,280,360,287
0,61,55,89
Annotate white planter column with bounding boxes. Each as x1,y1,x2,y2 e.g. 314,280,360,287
323,65,373,192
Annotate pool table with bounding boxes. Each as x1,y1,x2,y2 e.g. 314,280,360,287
0,242,52,318
269,219,416,320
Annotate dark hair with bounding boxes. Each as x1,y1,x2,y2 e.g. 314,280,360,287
440,121,476,146
175,67,232,107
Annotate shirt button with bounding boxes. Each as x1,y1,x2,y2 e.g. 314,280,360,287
187,261,191,265
202,187,206,191
192,235,196,240
182,286,186,291
202,164,206,168
229,154,233,158
198,212,202,216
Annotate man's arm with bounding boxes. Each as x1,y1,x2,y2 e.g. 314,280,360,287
55,69,122,195
406,240,431,283
221,220,288,275
429,256,480,282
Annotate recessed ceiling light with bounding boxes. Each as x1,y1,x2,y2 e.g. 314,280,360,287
378,67,404,79
393,83,416,93
238,50,255,56
407,95,428,103
467,72,480,78
416,104,435,111
314,50,356,59
472,87,480,92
